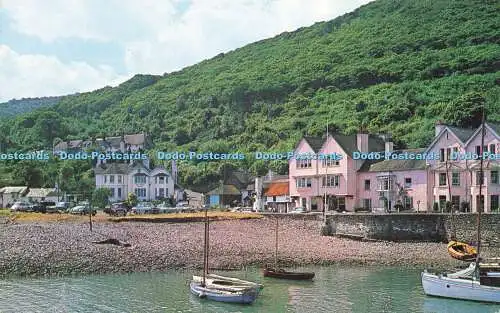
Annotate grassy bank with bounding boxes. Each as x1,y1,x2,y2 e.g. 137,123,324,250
0,211,263,223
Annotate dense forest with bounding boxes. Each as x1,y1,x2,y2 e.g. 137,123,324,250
0,96,62,119
0,0,499,192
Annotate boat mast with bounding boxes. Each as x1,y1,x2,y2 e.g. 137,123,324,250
275,217,279,269
202,206,208,287
475,108,486,266
446,159,455,240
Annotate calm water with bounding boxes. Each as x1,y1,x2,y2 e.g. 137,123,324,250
1,266,500,313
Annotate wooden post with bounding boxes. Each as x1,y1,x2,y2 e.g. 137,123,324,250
275,217,279,269
89,194,93,232
202,206,208,287
476,111,485,266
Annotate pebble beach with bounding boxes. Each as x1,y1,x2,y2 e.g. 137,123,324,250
0,216,495,277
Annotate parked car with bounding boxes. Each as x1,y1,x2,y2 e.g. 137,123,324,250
55,202,70,211
104,202,128,216
157,203,178,214
69,203,96,216
176,202,195,213
32,201,58,213
131,202,153,214
290,207,306,214
10,201,32,212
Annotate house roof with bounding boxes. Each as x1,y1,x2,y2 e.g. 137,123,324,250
298,133,385,156
0,186,28,194
206,184,241,196
264,182,289,196
26,188,57,198
359,149,428,172
54,133,149,151
93,163,131,175
447,126,476,143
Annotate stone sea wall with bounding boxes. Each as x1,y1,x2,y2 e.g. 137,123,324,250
324,213,500,246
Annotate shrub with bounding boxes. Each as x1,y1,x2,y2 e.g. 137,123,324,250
433,202,439,212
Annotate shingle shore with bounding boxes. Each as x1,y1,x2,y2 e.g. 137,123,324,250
0,217,494,277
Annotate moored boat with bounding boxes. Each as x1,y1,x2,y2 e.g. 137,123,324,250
263,267,315,280
192,275,263,292
447,240,477,261
189,281,258,304
421,268,500,303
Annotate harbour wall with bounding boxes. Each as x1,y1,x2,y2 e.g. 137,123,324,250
318,213,500,246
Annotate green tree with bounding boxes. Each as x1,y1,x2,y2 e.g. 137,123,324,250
443,92,486,128
126,192,138,208
92,188,111,209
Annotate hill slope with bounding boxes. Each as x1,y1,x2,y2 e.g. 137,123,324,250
0,0,499,188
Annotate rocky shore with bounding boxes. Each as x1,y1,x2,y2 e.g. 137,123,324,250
1,216,496,277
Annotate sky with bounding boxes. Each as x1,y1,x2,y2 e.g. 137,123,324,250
0,0,372,103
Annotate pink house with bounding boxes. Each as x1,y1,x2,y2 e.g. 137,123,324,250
289,122,500,213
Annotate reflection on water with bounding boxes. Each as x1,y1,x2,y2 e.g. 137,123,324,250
1,266,500,313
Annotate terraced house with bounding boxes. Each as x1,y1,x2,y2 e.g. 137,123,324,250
289,122,500,213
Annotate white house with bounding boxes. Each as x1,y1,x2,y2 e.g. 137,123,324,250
26,188,58,203
94,163,175,202
0,186,28,207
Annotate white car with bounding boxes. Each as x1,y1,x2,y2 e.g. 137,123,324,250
131,202,153,214
157,203,177,214
10,201,32,212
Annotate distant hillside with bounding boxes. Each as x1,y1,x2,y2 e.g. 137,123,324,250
0,96,62,118
0,0,499,188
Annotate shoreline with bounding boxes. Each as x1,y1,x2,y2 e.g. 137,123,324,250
0,217,495,278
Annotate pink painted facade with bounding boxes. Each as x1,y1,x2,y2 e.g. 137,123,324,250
289,122,500,213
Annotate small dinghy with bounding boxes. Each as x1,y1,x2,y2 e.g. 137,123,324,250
448,241,477,261
192,275,263,292
189,281,258,304
263,268,315,280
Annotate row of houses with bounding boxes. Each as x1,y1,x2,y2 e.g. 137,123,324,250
0,187,58,207
199,121,500,214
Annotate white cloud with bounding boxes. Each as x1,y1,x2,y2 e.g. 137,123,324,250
0,45,128,102
2,0,373,100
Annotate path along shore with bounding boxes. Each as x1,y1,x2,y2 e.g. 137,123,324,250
0,216,496,277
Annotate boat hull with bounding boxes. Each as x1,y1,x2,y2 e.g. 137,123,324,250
192,275,262,292
263,268,315,280
189,281,258,304
421,272,500,303
447,241,477,261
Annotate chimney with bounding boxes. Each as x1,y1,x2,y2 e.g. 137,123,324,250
356,131,369,153
384,134,394,153
435,120,445,137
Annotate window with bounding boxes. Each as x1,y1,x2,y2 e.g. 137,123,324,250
451,196,460,210
476,171,484,185
322,175,340,187
404,196,413,209
159,176,165,184
439,173,447,186
440,148,445,162
159,188,165,198
378,177,392,191
134,188,146,198
296,159,312,169
338,197,346,211
476,145,481,155
490,144,496,155
404,177,412,188
452,172,460,186
296,178,310,188
439,195,447,211
110,175,114,183
322,158,339,167
491,195,499,212
117,188,122,198
364,180,370,191
491,171,499,184
452,147,458,154
134,175,146,184
110,188,115,197
118,175,122,184
446,148,451,161
363,199,371,210
104,175,107,183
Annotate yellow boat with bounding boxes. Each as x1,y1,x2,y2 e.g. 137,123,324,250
447,240,477,261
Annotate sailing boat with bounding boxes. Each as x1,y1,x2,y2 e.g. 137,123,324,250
263,217,315,280
189,206,261,304
421,110,500,303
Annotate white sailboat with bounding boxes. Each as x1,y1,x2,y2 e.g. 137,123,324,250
421,111,500,303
